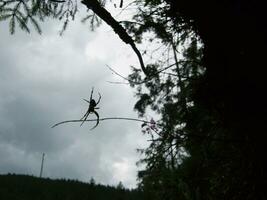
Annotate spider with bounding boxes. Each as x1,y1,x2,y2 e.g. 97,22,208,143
80,87,101,129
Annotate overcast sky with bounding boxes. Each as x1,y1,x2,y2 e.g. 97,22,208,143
0,3,150,188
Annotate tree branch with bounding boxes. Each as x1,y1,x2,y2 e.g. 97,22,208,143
106,63,177,85
51,117,151,128
81,0,148,76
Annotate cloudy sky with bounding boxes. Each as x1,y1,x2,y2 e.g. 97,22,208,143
0,2,150,188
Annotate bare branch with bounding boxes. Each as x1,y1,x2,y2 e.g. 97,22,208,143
106,65,131,83
106,64,177,85
81,0,148,76
49,0,66,3
51,117,152,128
106,81,130,85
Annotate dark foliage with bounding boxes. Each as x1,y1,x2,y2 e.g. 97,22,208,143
126,1,267,199
0,174,145,200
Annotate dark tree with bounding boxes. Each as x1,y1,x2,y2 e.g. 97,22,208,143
125,1,267,199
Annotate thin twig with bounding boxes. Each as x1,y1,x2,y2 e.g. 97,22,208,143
51,117,152,128
106,65,131,82
106,63,177,85
106,81,130,85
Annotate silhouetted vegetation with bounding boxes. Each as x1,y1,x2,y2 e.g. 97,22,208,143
126,1,267,199
0,174,145,200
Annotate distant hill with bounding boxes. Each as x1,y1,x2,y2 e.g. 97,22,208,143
0,174,145,200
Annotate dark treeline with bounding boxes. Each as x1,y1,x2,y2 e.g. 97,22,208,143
0,174,147,200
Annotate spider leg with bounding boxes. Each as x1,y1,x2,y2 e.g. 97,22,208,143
80,109,89,120
90,87,94,101
83,99,90,104
90,110,100,130
80,111,90,126
96,92,101,105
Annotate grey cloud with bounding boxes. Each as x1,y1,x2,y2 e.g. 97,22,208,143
0,12,147,188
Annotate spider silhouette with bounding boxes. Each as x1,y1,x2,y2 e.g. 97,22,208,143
80,88,101,129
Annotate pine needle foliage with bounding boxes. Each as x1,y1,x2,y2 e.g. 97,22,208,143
0,0,79,34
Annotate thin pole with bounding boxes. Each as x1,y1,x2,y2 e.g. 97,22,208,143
39,153,45,178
